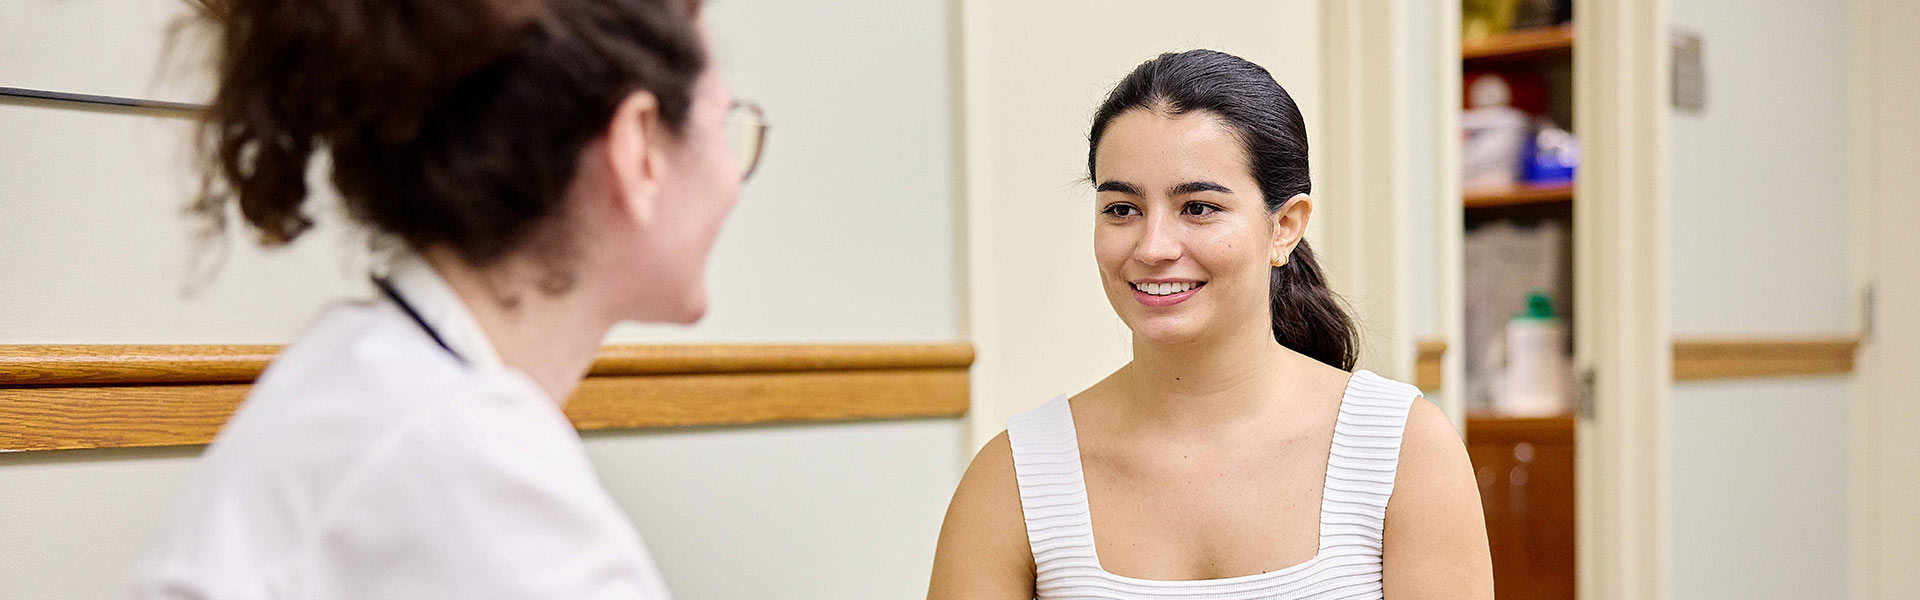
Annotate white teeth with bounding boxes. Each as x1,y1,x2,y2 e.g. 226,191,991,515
1134,281,1199,296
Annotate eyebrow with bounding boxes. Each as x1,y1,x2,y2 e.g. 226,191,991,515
1172,181,1234,195
1094,180,1234,196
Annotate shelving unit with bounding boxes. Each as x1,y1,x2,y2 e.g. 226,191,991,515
1465,413,1576,442
1463,25,1574,62
1464,183,1574,209
1460,16,1580,600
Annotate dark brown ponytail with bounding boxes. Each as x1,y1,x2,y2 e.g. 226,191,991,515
186,0,707,267
1089,50,1358,370
1270,241,1357,370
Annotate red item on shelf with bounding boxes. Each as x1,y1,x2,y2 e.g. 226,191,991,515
1465,70,1551,115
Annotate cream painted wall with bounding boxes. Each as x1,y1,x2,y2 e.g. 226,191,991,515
615,0,961,345
1669,378,1852,598
1403,0,1442,344
959,0,1323,447
0,1,964,598
0,1,356,344
1666,0,1857,596
1667,1,1855,337
0,1,208,103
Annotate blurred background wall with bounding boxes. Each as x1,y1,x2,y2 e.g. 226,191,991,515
1665,1,1856,597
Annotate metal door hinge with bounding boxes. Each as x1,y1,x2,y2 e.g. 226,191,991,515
1863,284,1878,339
1575,367,1596,422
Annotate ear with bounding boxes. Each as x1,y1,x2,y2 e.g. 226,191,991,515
1270,193,1313,267
602,90,667,228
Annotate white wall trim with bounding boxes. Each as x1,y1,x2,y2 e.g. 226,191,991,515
1850,0,1920,596
1573,1,1672,598
954,0,1002,451
1847,0,1876,591
1318,0,1415,383
1432,0,1466,425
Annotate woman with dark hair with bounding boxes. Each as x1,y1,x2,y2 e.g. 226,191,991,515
125,0,764,597
928,50,1491,599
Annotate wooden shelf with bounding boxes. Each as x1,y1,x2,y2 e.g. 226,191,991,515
1463,25,1574,62
1464,183,1574,209
1465,413,1576,444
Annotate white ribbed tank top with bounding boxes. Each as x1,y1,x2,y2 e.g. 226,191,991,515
1006,370,1421,600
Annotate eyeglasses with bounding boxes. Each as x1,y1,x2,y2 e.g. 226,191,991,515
723,100,768,182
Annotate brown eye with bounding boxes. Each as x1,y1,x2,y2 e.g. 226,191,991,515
1103,204,1140,217
1183,202,1220,216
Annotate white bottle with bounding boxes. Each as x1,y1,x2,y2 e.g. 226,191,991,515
1497,292,1570,416
1461,74,1530,189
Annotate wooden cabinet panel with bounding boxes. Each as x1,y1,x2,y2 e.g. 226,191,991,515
1467,415,1576,600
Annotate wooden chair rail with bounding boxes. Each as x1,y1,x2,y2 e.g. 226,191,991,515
1671,338,1859,381
1414,336,1859,391
0,343,974,453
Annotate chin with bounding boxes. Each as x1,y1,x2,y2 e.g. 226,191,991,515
1126,317,1209,346
627,285,709,325
665,290,709,325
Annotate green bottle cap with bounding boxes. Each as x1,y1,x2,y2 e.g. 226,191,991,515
1521,291,1556,320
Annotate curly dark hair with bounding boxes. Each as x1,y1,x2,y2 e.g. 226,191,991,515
187,0,708,268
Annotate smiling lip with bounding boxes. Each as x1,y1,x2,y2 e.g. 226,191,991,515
1130,280,1206,307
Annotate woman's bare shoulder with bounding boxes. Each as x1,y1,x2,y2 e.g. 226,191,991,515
928,431,1035,599
1383,396,1494,596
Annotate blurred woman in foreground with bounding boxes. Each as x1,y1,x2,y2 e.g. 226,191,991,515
126,0,764,597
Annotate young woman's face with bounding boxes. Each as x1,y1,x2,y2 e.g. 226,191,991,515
1092,109,1279,346
629,65,747,324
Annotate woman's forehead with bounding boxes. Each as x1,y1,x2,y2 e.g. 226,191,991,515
1094,109,1250,184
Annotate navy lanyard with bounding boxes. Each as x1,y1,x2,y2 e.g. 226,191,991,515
372,276,467,365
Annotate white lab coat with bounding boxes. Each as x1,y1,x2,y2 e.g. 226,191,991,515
123,255,673,599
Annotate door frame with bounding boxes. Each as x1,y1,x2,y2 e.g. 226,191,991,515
1317,1,1415,384
1849,0,1920,596
1572,1,1673,597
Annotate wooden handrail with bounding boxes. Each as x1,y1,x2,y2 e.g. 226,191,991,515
1672,338,1858,381
1414,336,1860,390
0,343,974,453
0,343,976,386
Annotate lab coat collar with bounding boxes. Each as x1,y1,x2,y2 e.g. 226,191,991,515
381,253,506,369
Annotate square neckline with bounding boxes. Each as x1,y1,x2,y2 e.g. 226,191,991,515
1060,370,1375,586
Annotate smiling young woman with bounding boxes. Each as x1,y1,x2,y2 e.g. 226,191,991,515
927,50,1492,600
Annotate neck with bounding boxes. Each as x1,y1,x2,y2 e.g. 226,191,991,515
422,248,613,405
1119,319,1309,433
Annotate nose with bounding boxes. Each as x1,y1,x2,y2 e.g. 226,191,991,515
1133,211,1183,265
